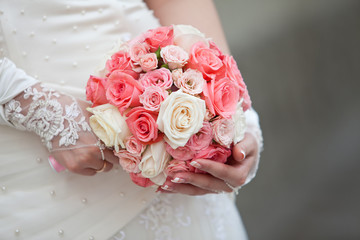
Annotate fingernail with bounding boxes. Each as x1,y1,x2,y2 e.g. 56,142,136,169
190,161,201,168
240,150,246,160
171,177,185,183
48,156,66,173
161,184,172,191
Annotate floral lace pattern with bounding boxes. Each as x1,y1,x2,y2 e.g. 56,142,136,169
139,194,191,240
4,84,91,150
111,193,237,240
202,194,232,240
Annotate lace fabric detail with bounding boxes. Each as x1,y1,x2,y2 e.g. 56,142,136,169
111,193,240,240
4,84,91,151
202,194,232,240
111,194,191,240
138,194,191,240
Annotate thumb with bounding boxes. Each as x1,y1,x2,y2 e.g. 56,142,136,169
103,149,120,165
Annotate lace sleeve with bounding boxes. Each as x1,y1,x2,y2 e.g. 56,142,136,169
243,107,263,185
4,83,97,152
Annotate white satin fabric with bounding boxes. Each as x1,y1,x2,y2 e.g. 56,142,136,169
0,1,254,239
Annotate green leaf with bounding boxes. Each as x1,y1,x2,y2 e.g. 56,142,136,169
161,64,169,69
155,47,161,59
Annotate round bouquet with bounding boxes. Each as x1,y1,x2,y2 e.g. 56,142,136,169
86,25,251,187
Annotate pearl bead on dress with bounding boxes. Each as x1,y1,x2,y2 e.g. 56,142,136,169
58,229,64,236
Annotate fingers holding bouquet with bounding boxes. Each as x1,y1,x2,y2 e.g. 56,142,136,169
159,133,259,195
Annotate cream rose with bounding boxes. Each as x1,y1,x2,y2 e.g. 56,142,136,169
175,69,204,95
212,118,235,148
173,24,209,53
138,140,171,183
87,104,131,152
232,99,246,144
157,90,206,149
160,45,189,70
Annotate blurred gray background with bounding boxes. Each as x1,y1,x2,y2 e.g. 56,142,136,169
213,0,360,239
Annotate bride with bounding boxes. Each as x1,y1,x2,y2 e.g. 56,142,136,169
0,0,263,239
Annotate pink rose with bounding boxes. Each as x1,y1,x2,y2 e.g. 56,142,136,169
241,89,252,112
211,118,235,148
194,144,231,164
160,45,189,70
129,42,150,64
209,41,224,58
139,86,168,112
126,107,159,144
86,75,107,107
165,160,191,175
186,121,213,152
165,143,195,161
114,150,141,173
140,53,158,72
106,71,144,114
144,26,174,51
139,68,173,89
171,68,183,83
106,51,138,79
222,55,251,111
130,172,154,188
125,135,145,156
202,77,239,119
175,69,204,95
187,41,224,81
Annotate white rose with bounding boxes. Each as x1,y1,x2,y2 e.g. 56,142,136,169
87,104,131,152
157,90,206,149
173,24,209,53
139,140,171,181
232,99,246,144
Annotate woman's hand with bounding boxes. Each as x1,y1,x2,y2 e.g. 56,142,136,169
49,100,119,176
159,132,259,195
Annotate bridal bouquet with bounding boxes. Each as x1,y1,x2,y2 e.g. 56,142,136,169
86,25,251,187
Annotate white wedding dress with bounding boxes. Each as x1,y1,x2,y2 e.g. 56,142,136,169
0,1,261,239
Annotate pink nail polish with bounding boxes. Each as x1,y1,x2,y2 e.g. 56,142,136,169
48,156,66,173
